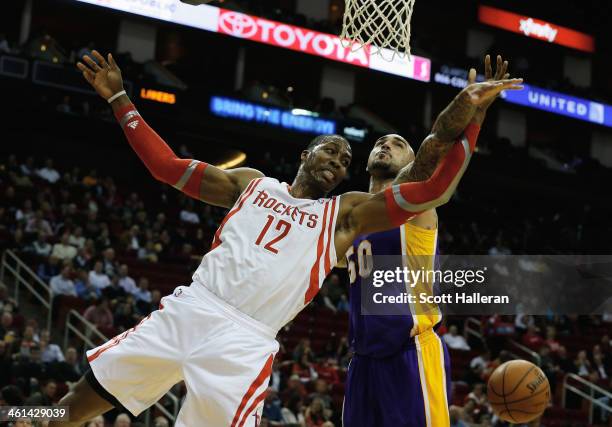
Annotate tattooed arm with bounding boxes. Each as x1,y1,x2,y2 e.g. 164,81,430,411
395,66,519,184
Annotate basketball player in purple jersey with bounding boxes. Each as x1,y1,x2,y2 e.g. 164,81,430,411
342,55,511,427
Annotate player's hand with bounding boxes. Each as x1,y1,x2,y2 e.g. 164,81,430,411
463,78,523,107
468,54,513,110
77,50,124,101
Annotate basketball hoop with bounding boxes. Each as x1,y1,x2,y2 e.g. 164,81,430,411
340,0,416,61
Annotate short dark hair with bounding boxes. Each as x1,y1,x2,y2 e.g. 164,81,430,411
306,135,351,152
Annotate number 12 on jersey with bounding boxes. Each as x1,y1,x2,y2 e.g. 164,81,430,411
255,215,291,254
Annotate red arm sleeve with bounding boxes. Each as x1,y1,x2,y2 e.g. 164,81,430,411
384,123,481,226
114,104,207,200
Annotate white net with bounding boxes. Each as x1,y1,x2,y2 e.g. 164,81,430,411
340,0,416,60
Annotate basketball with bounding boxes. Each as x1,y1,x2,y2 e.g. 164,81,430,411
487,360,550,424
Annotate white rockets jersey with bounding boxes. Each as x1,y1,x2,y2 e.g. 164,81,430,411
193,177,340,333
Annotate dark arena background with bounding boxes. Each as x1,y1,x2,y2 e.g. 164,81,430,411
1,0,611,426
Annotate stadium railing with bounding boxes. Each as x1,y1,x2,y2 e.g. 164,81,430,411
64,309,180,426
508,339,542,366
464,316,485,345
562,373,612,424
0,249,53,329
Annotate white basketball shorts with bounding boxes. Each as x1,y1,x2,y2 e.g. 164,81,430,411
86,282,279,427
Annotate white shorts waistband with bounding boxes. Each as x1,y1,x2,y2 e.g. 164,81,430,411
189,282,277,340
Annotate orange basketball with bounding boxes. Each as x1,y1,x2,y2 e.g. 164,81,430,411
487,359,550,424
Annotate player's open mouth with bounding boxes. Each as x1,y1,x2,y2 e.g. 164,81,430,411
321,169,335,181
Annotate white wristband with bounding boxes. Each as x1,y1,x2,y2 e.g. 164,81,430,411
107,90,127,104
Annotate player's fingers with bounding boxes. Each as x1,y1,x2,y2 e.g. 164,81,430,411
499,78,523,85
81,69,94,85
82,55,102,72
496,55,502,75
499,60,509,80
468,68,477,84
485,54,492,79
92,50,109,69
108,53,118,70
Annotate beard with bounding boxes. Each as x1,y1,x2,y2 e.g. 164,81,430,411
369,159,398,180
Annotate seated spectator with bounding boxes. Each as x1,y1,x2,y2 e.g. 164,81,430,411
38,256,61,283
15,199,35,224
102,248,118,277
26,211,53,238
179,202,200,224
133,277,152,303
443,325,471,351
449,405,469,427
281,374,307,403
69,226,86,249
304,397,332,426
521,324,544,350
17,325,38,358
51,232,77,261
28,232,52,257
114,301,138,332
50,266,77,297
74,245,93,270
0,283,17,313
118,264,138,295
468,349,491,384
121,225,141,252
84,297,114,330
39,330,64,364
292,353,318,383
0,312,16,343
25,379,57,406
544,325,560,353
74,269,101,300
138,240,159,263
315,358,340,385
281,395,306,425
575,350,592,377
89,260,111,291
20,156,35,177
293,338,313,362
36,158,60,184
95,228,112,252
554,345,575,374
262,388,283,424
13,346,48,392
309,379,332,410
594,353,608,381
103,275,127,301
50,346,82,382
463,383,489,422
114,413,131,427
539,345,557,391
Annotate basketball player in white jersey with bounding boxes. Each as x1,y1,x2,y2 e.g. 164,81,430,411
51,50,521,427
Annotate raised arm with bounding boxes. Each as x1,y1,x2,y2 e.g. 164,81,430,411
397,54,512,184
77,50,262,209
335,74,522,251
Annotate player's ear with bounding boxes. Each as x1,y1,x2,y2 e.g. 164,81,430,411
300,150,310,163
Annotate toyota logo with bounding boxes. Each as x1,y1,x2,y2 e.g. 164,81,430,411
219,12,258,38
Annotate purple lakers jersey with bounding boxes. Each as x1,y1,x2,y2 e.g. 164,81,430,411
345,223,440,358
